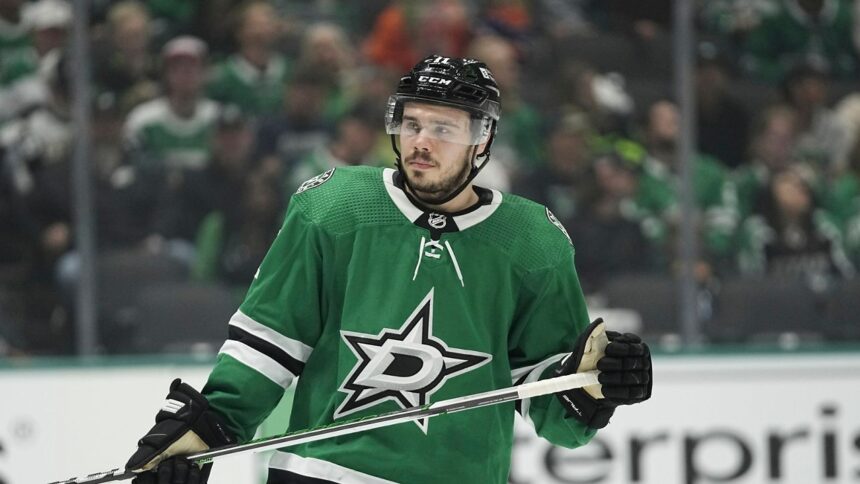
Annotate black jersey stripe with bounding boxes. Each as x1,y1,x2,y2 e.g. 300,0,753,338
514,372,531,386
267,469,337,484
228,325,305,377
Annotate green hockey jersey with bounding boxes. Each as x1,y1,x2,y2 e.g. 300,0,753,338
202,166,596,483
207,54,290,116
122,97,219,172
0,17,36,86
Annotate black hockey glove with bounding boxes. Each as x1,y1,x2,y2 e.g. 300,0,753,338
555,319,652,429
126,378,236,481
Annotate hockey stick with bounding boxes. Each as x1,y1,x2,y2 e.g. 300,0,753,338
48,370,599,484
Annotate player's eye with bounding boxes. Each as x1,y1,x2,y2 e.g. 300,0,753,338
434,126,451,137
405,121,421,134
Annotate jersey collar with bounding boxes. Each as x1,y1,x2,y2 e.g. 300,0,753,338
382,168,503,235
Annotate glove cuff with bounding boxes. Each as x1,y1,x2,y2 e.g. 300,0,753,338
556,388,616,429
161,379,236,447
195,406,237,448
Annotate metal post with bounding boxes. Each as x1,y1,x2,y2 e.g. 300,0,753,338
69,0,98,355
673,0,702,346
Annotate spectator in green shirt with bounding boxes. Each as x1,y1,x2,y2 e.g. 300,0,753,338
514,111,596,221
640,99,741,268
735,104,803,220
780,61,851,174
565,143,660,292
207,1,289,116
116,36,220,243
741,0,858,83
828,137,860,265
467,34,544,181
296,22,361,123
0,0,36,87
191,111,282,285
123,36,219,174
93,1,159,115
284,103,384,197
0,0,70,122
22,0,69,61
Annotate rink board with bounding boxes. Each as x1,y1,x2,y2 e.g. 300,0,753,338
1,351,859,484
511,352,860,484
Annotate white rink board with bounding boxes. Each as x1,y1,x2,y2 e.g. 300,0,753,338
511,353,860,484
0,365,262,484
1,353,859,484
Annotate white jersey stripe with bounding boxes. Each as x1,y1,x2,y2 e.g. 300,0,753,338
511,353,567,424
268,452,397,484
382,168,423,222
511,362,540,384
219,340,297,389
382,168,504,229
452,189,503,230
229,310,314,363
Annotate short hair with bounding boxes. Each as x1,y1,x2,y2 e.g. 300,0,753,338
233,0,277,36
107,0,150,30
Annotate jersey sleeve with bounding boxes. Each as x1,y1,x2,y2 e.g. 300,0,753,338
202,201,328,442
508,246,597,449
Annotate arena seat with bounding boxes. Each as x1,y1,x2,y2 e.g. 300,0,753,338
707,277,827,344
602,274,680,341
96,249,188,353
127,282,240,354
825,279,860,342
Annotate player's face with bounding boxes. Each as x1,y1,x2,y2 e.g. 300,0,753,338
399,102,475,204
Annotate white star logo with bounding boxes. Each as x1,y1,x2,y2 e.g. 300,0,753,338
335,288,492,433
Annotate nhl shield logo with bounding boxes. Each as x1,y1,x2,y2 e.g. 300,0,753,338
428,213,447,229
546,208,572,246
296,168,335,194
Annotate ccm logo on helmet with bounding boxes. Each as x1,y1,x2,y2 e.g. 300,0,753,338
418,76,452,85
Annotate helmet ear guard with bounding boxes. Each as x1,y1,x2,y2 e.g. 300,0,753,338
478,116,493,144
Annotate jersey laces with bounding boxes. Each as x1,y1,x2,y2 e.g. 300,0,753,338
411,236,465,287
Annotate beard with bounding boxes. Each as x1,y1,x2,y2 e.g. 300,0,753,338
403,150,472,204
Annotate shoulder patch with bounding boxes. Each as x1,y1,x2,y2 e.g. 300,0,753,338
546,208,572,246
296,168,335,194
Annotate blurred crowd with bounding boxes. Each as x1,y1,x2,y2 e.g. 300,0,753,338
1,0,860,355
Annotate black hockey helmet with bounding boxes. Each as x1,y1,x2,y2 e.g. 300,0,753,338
386,55,501,146
387,55,502,204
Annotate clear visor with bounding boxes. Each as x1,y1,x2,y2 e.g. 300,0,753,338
385,96,494,146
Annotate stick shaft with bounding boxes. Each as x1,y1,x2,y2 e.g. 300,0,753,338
48,469,135,484
191,371,598,461
49,371,599,484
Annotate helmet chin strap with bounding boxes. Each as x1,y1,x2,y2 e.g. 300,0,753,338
391,121,497,208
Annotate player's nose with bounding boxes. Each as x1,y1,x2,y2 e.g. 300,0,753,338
412,131,434,151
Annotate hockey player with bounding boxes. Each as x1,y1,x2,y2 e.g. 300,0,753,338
125,55,652,484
